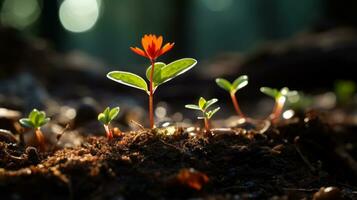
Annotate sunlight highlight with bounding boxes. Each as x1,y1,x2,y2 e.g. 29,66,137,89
59,0,101,33
0,0,41,29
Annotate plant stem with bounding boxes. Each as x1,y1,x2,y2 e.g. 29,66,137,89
35,128,45,151
104,124,113,139
230,92,245,118
204,117,210,132
149,59,155,129
271,96,286,123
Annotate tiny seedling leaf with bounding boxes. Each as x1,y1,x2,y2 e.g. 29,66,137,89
185,104,201,110
109,107,120,121
107,71,148,92
198,97,206,110
206,107,220,119
98,113,107,124
260,87,280,98
232,75,248,92
39,117,50,127
211,107,220,116
215,78,232,92
205,98,218,109
98,106,120,125
29,109,38,124
19,109,50,129
19,119,33,128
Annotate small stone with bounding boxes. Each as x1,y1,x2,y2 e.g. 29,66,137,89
313,187,342,200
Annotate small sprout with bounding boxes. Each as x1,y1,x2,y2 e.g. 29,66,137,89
334,80,356,106
98,107,120,139
286,92,313,112
107,34,197,128
260,87,297,123
216,75,248,118
19,109,50,150
185,97,220,132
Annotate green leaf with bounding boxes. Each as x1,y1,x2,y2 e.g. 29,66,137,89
29,109,38,123
98,106,120,125
205,98,218,109
37,111,46,124
19,119,34,128
107,71,148,92
211,107,220,116
39,118,50,127
159,58,197,85
98,113,107,124
198,97,206,110
206,107,220,119
215,78,232,92
109,107,120,121
185,104,201,110
260,87,279,98
20,109,49,129
145,62,166,87
232,75,248,92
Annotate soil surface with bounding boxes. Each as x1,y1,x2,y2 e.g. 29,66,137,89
1,112,357,200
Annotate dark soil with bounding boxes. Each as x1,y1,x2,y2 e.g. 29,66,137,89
1,112,357,200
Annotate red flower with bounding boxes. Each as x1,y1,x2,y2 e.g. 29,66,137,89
130,34,174,61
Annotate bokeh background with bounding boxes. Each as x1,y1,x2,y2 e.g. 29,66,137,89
0,0,352,65
1,0,357,131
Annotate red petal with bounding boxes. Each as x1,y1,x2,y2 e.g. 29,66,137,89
158,43,174,57
130,47,147,58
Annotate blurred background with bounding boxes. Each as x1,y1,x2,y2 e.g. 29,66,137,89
1,0,357,136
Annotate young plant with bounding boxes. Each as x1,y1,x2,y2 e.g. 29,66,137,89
334,80,356,106
260,87,297,123
107,34,197,129
98,107,120,139
19,109,50,149
185,97,220,132
216,75,248,118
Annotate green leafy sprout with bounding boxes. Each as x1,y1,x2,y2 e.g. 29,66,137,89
260,87,298,122
19,109,50,148
185,97,220,132
98,106,120,139
334,80,356,106
107,58,197,128
216,75,248,118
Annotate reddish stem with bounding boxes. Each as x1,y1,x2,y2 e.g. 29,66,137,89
104,124,113,139
149,59,156,129
35,128,45,151
271,97,286,123
230,92,245,118
204,117,210,132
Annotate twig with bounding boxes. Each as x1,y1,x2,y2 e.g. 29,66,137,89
56,124,71,142
130,120,145,130
294,136,316,172
283,188,318,192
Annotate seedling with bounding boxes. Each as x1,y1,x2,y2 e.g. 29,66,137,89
216,75,248,118
98,107,120,139
19,109,50,149
260,87,297,123
334,80,356,106
185,97,220,132
107,34,197,128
